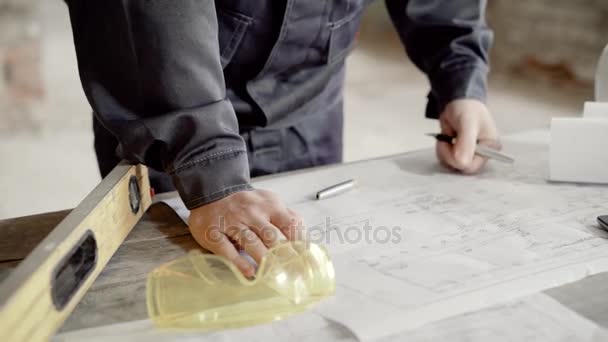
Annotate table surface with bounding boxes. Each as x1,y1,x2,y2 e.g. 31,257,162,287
2,131,608,335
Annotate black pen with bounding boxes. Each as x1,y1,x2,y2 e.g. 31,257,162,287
425,133,515,164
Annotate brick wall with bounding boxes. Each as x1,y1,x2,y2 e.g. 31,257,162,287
362,1,608,86
1,1,606,134
487,0,608,84
0,0,43,133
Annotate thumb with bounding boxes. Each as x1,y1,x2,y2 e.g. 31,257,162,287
453,115,479,169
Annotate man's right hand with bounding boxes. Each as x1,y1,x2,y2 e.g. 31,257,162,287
188,190,304,278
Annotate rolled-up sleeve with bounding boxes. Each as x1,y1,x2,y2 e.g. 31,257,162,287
66,0,252,209
385,0,494,118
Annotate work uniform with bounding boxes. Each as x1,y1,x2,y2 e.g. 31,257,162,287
66,0,493,209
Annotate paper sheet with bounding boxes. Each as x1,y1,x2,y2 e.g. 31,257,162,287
154,192,190,223
583,102,608,119
54,293,608,342
379,294,608,342
159,136,608,341
550,118,608,183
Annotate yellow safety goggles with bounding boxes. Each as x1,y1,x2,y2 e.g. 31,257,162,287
146,241,335,330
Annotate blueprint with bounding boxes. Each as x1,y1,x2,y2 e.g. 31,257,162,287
156,133,608,341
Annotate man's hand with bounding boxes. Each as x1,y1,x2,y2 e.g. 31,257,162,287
436,99,500,174
188,190,303,278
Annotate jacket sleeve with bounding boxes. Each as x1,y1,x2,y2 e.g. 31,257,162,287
385,0,494,118
66,0,252,209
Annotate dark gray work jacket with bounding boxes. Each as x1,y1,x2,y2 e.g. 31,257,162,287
66,0,492,209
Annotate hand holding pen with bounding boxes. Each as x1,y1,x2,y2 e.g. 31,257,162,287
426,133,514,164
432,100,507,173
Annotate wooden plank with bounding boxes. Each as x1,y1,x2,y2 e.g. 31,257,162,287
52,202,194,331
0,202,193,332
0,210,70,283
0,201,193,332
115,202,190,244
0,164,152,342
0,203,188,268
0,210,71,261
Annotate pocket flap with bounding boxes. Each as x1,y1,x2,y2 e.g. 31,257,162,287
217,8,252,68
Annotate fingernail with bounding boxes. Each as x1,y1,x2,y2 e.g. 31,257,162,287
235,260,254,278
242,269,254,279
246,268,257,280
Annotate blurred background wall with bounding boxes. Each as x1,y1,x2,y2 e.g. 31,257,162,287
488,0,608,84
0,1,606,219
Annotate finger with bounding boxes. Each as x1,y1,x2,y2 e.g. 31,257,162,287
287,208,306,240
439,116,456,136
459,139,498,174
452,115,479,169
478,138,502,151
194,227,256,278
271,208,304,241
461,154,488,174
436,141,459,170
224,224,268,264
244,217,301,262
244,215,286,248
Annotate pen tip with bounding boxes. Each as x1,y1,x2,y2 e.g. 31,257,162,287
425,133,437,137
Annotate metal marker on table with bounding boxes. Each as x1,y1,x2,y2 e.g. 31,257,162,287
597,216,608,231
426,133,515,164
316,179,356,200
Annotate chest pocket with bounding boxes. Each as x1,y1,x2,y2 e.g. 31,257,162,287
327,0,368,64
217,8,252,68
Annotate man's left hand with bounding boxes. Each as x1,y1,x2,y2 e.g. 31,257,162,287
436,99,499,174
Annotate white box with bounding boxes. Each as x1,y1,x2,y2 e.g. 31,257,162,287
583,102,608,119
550,117,608,184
